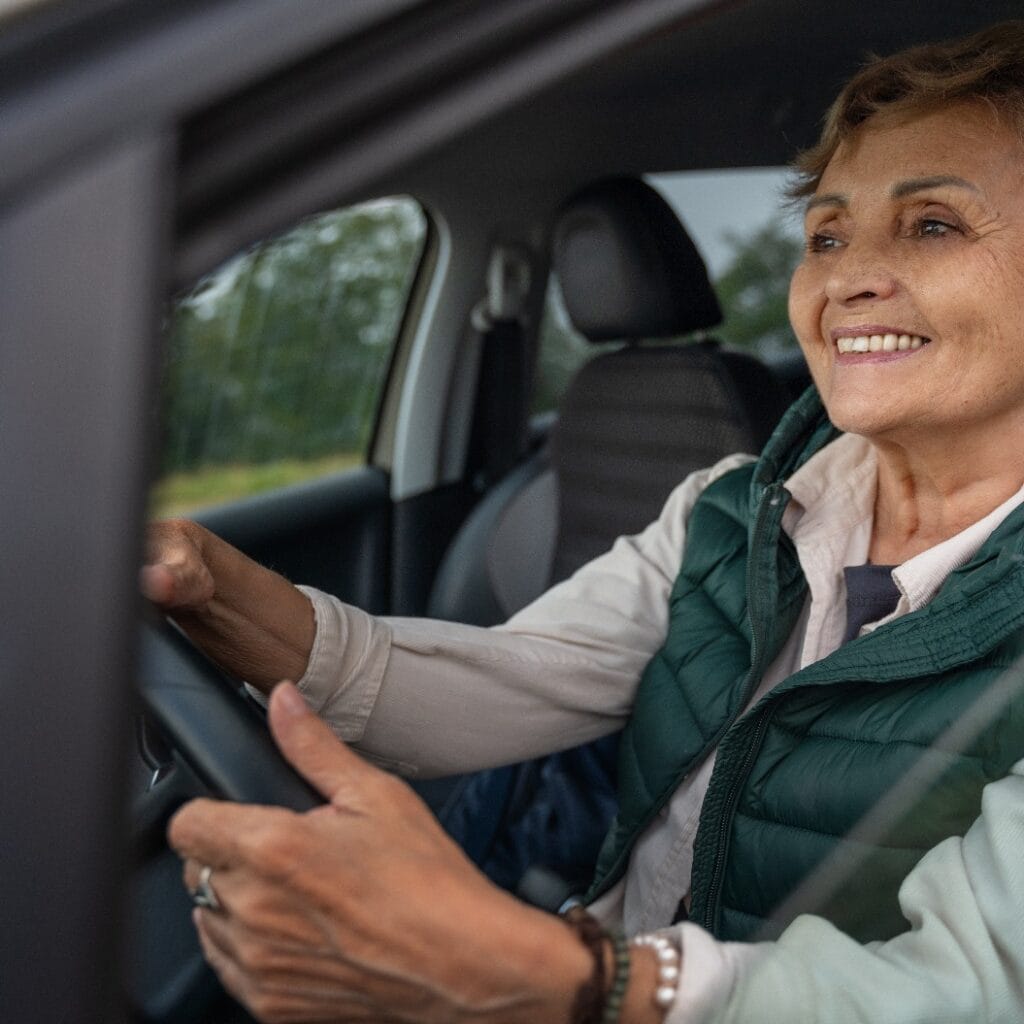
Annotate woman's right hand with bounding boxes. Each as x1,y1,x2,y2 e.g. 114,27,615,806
141,519,316,693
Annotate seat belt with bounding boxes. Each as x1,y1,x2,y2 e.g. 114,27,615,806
468,245,533,488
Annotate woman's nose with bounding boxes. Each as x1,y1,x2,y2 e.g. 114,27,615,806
824,238,899,304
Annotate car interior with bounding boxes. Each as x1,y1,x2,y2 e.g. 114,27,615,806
423,174,797,908
2,1,1022,1022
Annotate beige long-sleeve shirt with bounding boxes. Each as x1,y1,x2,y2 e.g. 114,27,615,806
296,433,1024,1022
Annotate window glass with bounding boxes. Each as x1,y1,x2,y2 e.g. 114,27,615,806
533,169,802,414
153,198,427,515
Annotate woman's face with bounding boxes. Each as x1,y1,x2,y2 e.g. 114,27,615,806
789,103,1024,448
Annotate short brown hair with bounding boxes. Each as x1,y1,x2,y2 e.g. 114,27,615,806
790,21,1024,198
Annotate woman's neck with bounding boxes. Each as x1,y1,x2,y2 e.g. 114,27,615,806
868,431,1024,565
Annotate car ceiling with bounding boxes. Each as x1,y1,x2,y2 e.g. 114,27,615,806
405,0,1024,206
3,0,1017,280
179,0,1024,279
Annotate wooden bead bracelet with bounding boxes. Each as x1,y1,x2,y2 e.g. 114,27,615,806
563,908,682,1023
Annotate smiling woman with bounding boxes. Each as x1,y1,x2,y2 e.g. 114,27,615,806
792,110,1024,462
136,20,1024,1024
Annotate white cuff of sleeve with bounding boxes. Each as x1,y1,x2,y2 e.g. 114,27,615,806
662,924,768,1024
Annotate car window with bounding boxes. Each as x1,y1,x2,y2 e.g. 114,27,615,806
153,197,428,516
533,169,803,414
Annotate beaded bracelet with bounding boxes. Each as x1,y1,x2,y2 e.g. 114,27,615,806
631,931,682,1012
562,906,607,1024
562,907,632,1024
563,910,682,1023
602,930,631,1024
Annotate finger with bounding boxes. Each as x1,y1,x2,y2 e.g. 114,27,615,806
169,797,296,869
194,904,242,963
183,861,286,931
142,523,215,607
267,682,383,803
181,857,236,908
196,908,314,975
195,912,360,1024
139,563,178,605
182,857,202,893
194,910,259,1011
141,559,214,609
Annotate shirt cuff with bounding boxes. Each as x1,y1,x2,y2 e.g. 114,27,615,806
661,924,766,1024
294,585,392,743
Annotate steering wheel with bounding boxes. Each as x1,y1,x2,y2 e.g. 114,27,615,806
126,615,323,1024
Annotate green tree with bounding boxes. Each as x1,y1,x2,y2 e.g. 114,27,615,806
160,199,426,476
714,217,803,355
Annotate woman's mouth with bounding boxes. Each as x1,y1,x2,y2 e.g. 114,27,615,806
834,333,930,355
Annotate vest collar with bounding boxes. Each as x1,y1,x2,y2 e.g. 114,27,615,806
749,386,838,507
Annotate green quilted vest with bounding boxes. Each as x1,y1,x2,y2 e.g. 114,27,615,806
587,388,1024,942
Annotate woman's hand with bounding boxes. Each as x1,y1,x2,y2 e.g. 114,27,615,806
142,520,315,692
169,683,593,1024
141,519,218,611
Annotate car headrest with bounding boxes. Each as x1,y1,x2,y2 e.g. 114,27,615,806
553,177,722,343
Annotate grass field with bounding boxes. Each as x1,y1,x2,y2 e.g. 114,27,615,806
151,452,363,517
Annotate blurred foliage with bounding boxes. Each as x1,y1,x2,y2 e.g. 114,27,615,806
161,199,426,476
715,217,803,356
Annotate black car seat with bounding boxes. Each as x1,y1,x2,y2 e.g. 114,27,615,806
428,177,794,905
429,176,792,625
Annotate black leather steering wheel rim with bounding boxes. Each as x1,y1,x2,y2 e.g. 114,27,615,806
126,615,323,1024
135,615,322,812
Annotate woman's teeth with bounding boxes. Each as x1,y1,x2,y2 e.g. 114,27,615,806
836,333,927,354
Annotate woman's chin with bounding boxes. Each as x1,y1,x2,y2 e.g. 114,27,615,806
822,401,936,447
821,395,901,439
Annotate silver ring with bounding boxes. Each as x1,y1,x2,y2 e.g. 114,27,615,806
191,864,221,911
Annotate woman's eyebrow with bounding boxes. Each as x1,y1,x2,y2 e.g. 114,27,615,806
804,192,847,213
805,176,981,213
890,174,980,198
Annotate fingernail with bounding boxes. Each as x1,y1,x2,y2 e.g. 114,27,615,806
276,681,308,718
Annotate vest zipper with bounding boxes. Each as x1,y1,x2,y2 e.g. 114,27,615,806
697,482,785,931
743,482,785,698
702,705,773,931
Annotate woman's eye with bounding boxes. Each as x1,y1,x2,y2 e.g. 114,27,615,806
807,232,841,253
915,217,960,238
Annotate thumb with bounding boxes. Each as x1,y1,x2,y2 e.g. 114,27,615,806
140,556,213,610
267,681,378,802
140,563,177,605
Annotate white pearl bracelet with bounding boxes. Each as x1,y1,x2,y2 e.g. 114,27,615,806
631,931,681,1012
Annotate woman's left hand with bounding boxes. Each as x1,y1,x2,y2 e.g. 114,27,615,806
168,682,590,1024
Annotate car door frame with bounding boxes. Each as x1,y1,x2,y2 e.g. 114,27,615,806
0,1,721,1019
